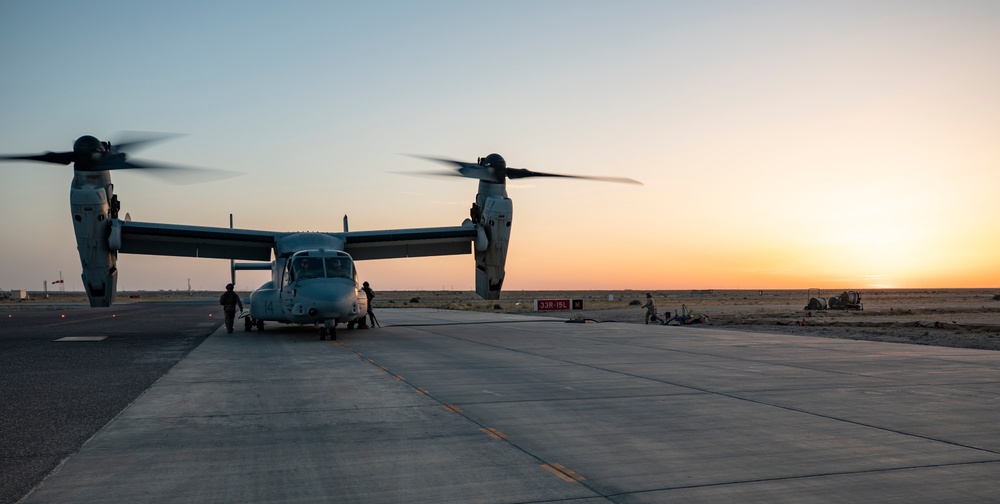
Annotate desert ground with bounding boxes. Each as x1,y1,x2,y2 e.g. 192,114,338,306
374,288,1000,351
5,288,1000,351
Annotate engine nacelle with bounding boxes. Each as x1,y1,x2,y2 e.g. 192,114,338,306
475,194,512,299
70,178,117,307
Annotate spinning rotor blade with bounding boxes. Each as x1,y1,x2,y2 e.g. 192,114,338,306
506,167,642,185
111,131,184,154
101,133,233,181
406,155,499,182
101,158,196,171
0,132,181,167
391,169,469,179
0,151,75,165
409,153,643,185
0,133,240,183
106,158,241,184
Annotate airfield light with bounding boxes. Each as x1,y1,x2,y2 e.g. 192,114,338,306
61,314,65,318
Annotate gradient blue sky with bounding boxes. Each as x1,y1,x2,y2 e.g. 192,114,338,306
2,1,999,293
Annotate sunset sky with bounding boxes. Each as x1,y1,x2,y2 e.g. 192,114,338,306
1,1,998,293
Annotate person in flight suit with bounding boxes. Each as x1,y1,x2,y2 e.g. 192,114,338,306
361,281,377,328
219,283,244,334
641,292,662,325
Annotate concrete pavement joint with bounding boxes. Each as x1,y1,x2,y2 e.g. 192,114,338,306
602,459,1000,499
347,328,612,499
431,327,1000,457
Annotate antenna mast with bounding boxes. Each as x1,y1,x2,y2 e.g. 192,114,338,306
230,214,236,286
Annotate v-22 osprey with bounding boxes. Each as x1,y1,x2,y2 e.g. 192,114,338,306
1,134,640,339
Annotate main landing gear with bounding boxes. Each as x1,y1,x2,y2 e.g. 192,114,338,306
319,319,336,341
243,316,264,332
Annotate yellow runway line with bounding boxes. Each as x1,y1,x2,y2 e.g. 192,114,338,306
480,427,508,440
540,463,585,482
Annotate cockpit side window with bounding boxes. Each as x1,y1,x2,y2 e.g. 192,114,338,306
282,260,293,287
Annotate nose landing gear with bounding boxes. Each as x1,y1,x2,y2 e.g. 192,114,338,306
319,319,337,341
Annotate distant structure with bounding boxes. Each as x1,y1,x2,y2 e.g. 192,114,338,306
805,297,828,310
4,289,28,301
805,290,863,310
829,291,863,310
805,288,826,310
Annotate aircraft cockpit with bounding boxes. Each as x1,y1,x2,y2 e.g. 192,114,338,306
284,251,357,285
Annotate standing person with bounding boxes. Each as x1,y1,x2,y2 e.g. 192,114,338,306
219,283,243,334
641,292,661,324
362,281,377,328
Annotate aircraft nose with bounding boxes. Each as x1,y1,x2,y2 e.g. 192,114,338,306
291,282,359,320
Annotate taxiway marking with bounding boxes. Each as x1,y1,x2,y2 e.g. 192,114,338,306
541,463,586,483
54,336,108,342
480,427,508,440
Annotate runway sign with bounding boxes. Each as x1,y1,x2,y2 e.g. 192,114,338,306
535,299,584,311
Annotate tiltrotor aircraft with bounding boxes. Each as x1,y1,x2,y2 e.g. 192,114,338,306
1,134,640,339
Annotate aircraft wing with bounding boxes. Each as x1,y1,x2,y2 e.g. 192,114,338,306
115,221,478,262
116,221,278,261
344,225,478,260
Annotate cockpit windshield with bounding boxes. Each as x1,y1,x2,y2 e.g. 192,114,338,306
289,254,355,282
323,257,353,279
292,257,324,280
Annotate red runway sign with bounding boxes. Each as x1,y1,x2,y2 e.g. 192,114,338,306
534,299,584,311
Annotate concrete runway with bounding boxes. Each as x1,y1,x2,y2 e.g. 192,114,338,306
9,307,1000,503
0,300,220,504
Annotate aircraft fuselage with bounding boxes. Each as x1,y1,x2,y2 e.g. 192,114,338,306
247,248,367,328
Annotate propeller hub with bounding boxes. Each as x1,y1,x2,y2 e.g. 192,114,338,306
72,135,109,166
481,153,506,170
481,153,506,181
73,135,106,155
